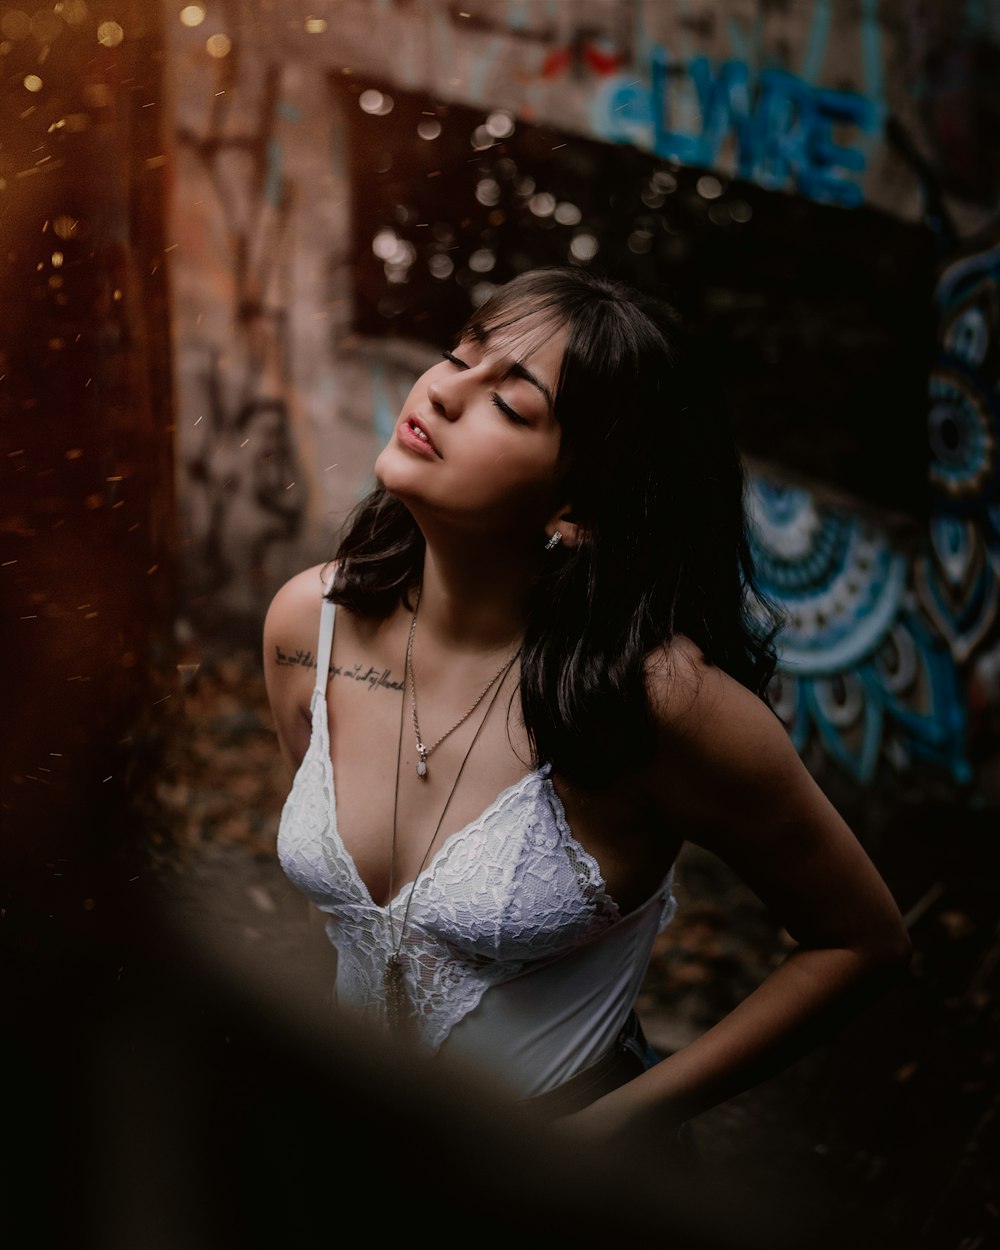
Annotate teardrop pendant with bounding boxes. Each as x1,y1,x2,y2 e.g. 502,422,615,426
383,952,411,1033
416,758,427,778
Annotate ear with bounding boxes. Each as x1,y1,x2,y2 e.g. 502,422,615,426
544,503,587,550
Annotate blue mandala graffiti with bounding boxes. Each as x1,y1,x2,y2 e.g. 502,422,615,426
747,478,906,674
748,475,970,784
917,241,1000,665
927,366,996,503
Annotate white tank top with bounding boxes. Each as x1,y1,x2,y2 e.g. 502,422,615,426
276,590,677,1097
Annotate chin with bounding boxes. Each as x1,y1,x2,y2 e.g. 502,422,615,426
372,442,403,488
373,448,421,504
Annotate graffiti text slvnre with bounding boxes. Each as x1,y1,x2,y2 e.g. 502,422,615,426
599,52,881,209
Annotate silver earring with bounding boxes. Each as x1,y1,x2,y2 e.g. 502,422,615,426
544,531,562,551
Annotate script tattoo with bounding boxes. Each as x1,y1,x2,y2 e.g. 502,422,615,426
273,644,404,693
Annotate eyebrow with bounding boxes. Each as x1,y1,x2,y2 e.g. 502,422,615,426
502,360,554,412
469,323,555,412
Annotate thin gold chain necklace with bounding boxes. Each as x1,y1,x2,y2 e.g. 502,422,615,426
406,585,520,779
384,642,517,1034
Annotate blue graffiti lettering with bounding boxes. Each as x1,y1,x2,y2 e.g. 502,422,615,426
595,52,881,208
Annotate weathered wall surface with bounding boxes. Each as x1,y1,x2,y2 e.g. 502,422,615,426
163,0,1000,802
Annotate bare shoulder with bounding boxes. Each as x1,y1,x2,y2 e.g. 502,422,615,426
262,560,332,706
645,634,780,741
642,639,910,968
644,633,712,721
263,561,333,645
262,561,334,782
641,635,808,847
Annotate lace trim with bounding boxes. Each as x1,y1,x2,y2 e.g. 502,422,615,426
279,688,675,1051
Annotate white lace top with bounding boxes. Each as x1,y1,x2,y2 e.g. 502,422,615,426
276,592,677,1096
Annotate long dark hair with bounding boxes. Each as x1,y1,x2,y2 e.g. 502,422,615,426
328,266,783,787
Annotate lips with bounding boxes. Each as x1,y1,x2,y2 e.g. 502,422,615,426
399,414,442,458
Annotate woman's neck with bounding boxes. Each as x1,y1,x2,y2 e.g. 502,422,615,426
413,538,537,655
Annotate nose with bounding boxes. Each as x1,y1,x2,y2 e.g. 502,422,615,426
426,371,464,422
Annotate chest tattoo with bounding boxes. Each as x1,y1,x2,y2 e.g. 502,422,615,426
273,644,404,693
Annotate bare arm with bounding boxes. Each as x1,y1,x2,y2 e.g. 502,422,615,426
564,644,911,1142
262,564,327,788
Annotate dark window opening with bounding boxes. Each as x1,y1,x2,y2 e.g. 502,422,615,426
333,76,934,520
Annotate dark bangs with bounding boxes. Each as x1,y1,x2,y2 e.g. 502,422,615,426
456,269,685,529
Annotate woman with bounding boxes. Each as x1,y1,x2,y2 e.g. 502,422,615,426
264,266,910,1149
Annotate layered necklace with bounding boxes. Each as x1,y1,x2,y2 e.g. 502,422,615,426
383,585,521,1032
405,591,518,780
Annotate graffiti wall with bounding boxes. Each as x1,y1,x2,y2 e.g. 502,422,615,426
164,0,1000,801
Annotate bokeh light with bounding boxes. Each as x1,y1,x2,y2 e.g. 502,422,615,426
468,248,495,273
372,229,400,260
53,216,80,240
97,21,123,47
569,232,599,261
484,110,514,139
428,254,454,280
179,5,206,28
359,89,393,116
528,192,555,217
205,33,231,57
474,178,501,207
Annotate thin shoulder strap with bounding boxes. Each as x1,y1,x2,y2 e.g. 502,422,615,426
313,566,337,701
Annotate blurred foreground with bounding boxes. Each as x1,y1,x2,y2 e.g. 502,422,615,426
4,646,998,1250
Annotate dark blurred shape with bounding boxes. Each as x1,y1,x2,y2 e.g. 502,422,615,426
0,1,179,1239
920,35,1000,205
0,0,178,896
9,865,840,1250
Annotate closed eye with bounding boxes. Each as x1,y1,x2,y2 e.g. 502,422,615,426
490,393,529,425
441,350,529,425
